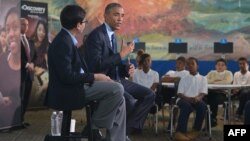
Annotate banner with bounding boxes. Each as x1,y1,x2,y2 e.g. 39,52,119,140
21,1,48,109
0,0,21,130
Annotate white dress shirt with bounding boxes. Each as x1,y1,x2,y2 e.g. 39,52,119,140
133,69,159,88
164,70,189,79
177,73,208,98
233,71,250,85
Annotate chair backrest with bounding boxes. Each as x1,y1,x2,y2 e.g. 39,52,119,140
172,78,181,104
173,78,180,95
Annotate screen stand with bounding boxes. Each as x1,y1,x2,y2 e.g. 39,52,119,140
176,54,181,59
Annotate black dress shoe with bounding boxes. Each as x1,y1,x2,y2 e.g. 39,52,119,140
0,128,11,133
93,129,105,141
81,126,104,141
149,105,158,114
127,127,142,135
23,122,31,127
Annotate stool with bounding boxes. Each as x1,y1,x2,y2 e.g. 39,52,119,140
44,102,95,141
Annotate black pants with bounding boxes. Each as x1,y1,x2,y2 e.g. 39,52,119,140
205,90,227,120
120,78,155,130
155,87,176,110
244,100,250,125
20,76,32,122
236,88,250,116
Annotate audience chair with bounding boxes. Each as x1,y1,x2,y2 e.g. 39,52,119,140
148,84,170,135
147,103,159,134
216,93,234,125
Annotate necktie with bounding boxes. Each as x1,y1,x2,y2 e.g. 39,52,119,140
111,34,120,81
111,34,117,53
22,35,31,62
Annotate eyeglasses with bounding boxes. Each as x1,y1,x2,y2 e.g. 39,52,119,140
81,20,88,24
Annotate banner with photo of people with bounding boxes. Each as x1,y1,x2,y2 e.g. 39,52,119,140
21,1,48,109
0,0,21,130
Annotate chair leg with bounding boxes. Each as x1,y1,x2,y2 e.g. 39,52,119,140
86,105,93,141
170,106,176,139
162,106,165,127
224,102,228,124
155,104,158,134
61,111,72,137
206,105,212,140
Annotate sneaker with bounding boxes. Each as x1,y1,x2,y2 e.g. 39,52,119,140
81,126,104,141
127,127,142,135
174,132,190,141
186,130,199,140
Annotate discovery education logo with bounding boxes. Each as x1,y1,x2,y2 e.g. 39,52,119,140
21,4,46,14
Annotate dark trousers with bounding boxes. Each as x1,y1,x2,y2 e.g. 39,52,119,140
120,78,155,130
176,99,207,133
206,91,227,120
244,101,250,125
20,76,32,122
236,88,250,116
152,86,176,111
162,87,175,104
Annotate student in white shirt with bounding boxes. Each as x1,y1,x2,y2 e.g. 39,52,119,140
232,57,250,120
162,56,189,83
175,57,208,141
133,53,159,91
161,56,189,105
132,53,159,114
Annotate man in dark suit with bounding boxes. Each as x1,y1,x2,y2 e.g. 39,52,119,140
20,18,37,127
45,5,126,141
83,3,155,134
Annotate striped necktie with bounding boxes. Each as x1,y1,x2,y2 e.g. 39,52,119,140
111,34,120,81
21,35,31,62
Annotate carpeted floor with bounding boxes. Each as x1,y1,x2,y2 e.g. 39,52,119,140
0,107,240,141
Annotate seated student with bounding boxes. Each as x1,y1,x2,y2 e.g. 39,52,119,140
132,53,159,92
244,100,250,125
206,58,233,127
232,57,250,120
132,53,159,114
174,57,208,141
161,56,189,104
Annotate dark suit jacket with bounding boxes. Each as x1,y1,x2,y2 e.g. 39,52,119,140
45,29,94,110
83,24,129,79
21,37,37,83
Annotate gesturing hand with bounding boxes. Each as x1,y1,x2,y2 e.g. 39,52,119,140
119,39,134,58
127,63,135,77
